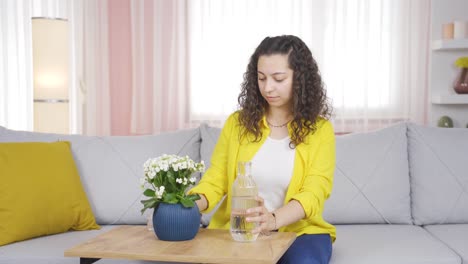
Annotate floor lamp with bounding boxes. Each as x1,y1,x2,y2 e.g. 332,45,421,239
32,17,70,134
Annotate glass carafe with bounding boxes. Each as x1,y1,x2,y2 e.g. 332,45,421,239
230,161,259,242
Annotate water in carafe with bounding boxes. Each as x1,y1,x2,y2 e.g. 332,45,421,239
230,161,259,242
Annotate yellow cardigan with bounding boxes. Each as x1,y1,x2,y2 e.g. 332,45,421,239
189,112,336,241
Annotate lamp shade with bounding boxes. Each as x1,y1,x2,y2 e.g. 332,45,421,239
32,18,69,134
32,18,69,100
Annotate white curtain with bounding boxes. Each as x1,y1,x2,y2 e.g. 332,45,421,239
130,0,189,134
71,0,189,136
78,0,112,136
0,0,33,131
323,0,430,132
189,0,431,132
31,0,68,18
188,0,325,127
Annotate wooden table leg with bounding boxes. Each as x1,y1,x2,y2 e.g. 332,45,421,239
80,257,100,264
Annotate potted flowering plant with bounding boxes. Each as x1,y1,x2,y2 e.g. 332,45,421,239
454,56,468,94
140,154,204,212
140,154,205,241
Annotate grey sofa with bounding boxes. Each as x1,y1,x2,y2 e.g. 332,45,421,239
0,122,467,264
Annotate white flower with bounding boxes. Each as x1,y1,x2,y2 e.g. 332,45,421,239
189,177,196,183
176,178,183,184
155,186,165,199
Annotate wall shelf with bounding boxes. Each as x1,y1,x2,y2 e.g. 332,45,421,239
432,39,468,50
431,94,468,104
429,0,468,127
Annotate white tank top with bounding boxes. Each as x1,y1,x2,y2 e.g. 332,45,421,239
251,136,295,212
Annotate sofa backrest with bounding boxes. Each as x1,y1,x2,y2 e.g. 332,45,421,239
324,122,412,224
6,121,465,227
0,126,201,225
199,122,413,225
408,123,468,225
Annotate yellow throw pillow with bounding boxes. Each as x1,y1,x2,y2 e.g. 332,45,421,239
0,141,100,246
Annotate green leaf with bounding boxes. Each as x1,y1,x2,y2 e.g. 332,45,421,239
166,171,178,192
180,197,195,208
162,193,178,204
143,189,155,197
167,170,174,178
140,198,154,204
154,174,163,186
140,198,158,214
186,194,201,201
143,198,157,205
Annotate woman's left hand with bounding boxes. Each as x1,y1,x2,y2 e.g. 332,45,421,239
245,195,276,234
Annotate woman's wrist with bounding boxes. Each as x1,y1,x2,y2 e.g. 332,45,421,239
271,212,277,231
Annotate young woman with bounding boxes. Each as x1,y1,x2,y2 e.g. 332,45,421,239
190,35,335,264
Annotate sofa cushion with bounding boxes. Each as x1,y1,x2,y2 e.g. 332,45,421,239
424,224,468,264
0,126,201,225
330,225,461,264
0,142,99,246
0,225,178,264
408,124,468,225
324,123,412,224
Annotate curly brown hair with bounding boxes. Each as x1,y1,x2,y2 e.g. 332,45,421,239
238,35,332,147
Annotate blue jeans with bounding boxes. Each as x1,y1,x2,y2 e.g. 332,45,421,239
277,234,332,264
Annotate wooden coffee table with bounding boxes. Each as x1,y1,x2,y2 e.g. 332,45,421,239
64,226,296,264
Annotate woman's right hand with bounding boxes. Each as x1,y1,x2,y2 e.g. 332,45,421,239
246,195,276,234
195,194,208,212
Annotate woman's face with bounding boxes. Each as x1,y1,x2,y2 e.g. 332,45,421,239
257,54,294,111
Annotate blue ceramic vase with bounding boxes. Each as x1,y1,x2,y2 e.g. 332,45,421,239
152,203,200,241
